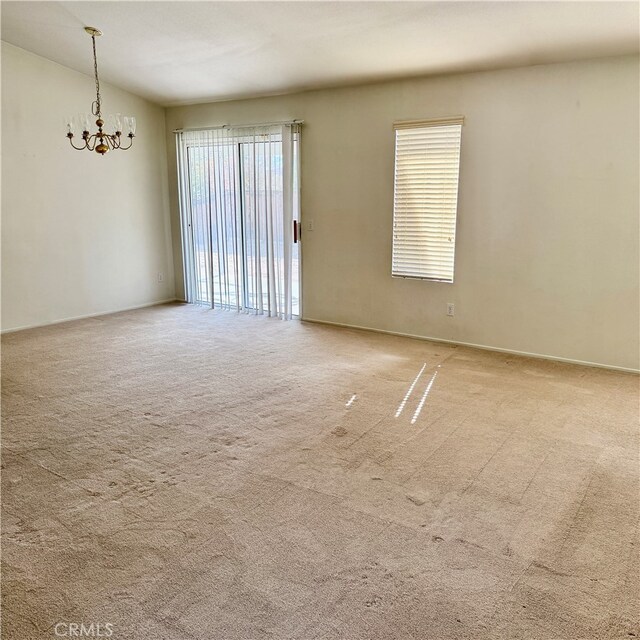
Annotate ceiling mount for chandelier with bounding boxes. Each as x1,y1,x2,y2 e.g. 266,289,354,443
66,26,136,155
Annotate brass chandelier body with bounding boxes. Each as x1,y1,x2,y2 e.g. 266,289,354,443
66,27,135,155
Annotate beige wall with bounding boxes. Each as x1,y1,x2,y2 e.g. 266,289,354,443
166,56,639,371
1,43,175,331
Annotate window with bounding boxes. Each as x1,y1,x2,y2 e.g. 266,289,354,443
392,116,463,283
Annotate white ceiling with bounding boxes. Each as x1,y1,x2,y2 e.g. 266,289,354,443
2,1,638,107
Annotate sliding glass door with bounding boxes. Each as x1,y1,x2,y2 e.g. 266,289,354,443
176,124,301,319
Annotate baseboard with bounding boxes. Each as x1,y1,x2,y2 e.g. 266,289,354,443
301,316,639,374
1,299,180,335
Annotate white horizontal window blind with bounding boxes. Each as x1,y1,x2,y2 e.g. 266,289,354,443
392,117,463,283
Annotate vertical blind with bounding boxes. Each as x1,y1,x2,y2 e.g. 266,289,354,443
392,117,463,283
175,123,301,319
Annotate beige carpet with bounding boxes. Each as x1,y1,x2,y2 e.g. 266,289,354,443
2,303,639,640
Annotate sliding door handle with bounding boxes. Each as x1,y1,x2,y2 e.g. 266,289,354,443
293,220,301,243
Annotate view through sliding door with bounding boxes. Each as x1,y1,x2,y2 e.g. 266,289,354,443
176,124,301,319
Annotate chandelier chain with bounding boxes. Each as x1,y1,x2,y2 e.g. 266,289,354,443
91,35,102,117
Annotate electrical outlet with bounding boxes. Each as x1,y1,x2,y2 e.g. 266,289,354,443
306,219,314,231
157,272,164,283
446,303,455,317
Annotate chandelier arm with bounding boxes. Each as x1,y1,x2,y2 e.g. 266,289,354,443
68,137,89,151
86,134,97,152
118,135,135,151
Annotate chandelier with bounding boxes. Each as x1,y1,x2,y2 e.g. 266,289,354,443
66,27,136,155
